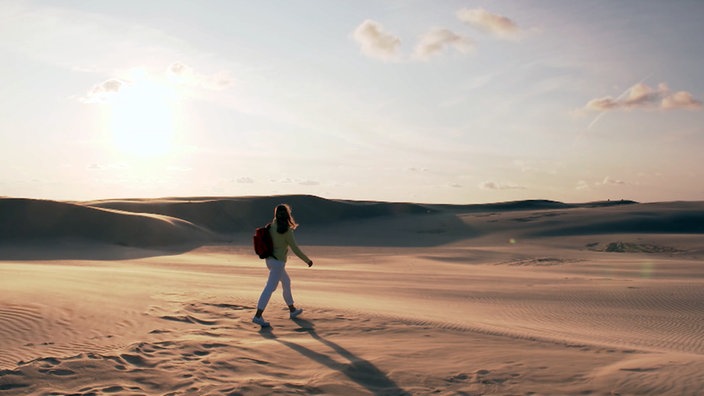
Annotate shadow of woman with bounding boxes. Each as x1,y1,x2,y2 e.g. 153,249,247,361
259,318,408,395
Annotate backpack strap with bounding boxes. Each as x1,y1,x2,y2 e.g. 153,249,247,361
265,223,277,260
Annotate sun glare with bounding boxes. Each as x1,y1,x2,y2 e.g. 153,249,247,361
107,70,179,158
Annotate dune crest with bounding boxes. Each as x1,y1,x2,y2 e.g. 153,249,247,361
3,195,700,252
0,198,213,248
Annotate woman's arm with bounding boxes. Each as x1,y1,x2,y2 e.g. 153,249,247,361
286,230,312,266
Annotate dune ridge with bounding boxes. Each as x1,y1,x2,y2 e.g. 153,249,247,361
2,195,700,252
0,198,212,247
85,195,436,233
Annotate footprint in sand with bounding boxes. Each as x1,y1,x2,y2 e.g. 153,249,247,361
0,383,31,391
120,353,155,368
446,373,470,383
38,368,75,376
102,385,125,393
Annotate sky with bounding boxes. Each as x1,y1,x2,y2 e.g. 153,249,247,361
1,0,703,204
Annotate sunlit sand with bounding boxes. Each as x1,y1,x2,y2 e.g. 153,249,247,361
1,196,703,395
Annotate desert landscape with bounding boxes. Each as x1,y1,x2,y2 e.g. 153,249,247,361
3,1,704,394
1,195,703,395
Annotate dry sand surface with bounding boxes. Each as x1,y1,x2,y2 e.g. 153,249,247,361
1,196,703,395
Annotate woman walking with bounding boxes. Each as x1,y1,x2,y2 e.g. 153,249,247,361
253,203,313,327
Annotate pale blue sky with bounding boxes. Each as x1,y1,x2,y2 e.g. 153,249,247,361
1,0,702,204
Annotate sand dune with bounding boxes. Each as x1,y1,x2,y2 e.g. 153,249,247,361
1,196,703,394
0,198,213,247
528,202,704,236
3,196,700,250
85,195,433,234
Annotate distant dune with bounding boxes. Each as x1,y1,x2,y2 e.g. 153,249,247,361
85,195,434,233
1,196,702,253
427,198,637,213
529,201,704,236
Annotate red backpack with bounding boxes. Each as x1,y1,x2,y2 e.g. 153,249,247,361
253,224,274,259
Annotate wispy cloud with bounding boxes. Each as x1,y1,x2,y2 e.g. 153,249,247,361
576,180,590,190
80,78,126,103
585,83,702,112
0,2,192,73
236,177,254,184
269,177,320,187
479,181,526,190
576,177,629,190
456,8,521,40
602,176,627,185
167,62,233,91
79,63,233,104
414,28,475,60
298,180,320,186
352,20,401,61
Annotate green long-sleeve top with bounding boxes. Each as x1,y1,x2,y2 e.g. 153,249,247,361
270,227,310,263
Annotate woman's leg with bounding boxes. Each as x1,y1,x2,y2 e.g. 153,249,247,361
256,258,284,313
280,268,303,318
280,267,294,307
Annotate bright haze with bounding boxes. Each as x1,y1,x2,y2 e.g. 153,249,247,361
1,1,702,204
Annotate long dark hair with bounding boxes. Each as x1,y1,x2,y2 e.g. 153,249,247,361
273,204,298,234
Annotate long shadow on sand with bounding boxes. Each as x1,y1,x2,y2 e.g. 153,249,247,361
260,318,408,395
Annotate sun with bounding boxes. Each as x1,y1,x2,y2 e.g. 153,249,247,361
107,70,179,158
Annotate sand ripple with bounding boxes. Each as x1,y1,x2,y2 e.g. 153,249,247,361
384,278,704,359
2,294,704,395
0,304,81,370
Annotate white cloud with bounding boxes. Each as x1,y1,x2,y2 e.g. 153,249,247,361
79,63,233,104
80,78,126,103
269,177,319,186
456,8,520,40
479,181,526,190
355,9,523,62
586,82,702,112
414,28,475,60
585,97,619,111
352,20,401,61
576,180,590,190
236,177,254,184
576,177,628,190
662,91,702,110
602,176,627,185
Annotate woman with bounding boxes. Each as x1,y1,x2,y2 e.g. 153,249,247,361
253,204,314,327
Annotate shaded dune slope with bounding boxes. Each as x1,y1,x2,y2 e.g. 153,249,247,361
86,195,433,233
527,202,704,236
429,198,637,213
0,198,212,247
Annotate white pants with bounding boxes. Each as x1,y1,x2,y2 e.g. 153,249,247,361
257,257,294,311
